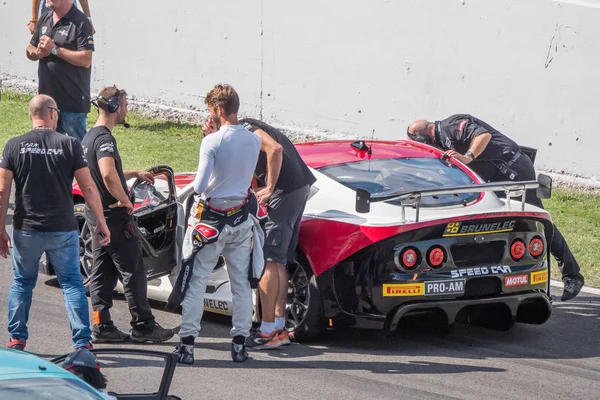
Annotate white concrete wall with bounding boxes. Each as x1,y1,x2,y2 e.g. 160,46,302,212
1,0,599,179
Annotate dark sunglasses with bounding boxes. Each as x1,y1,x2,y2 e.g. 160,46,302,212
48,106,61,116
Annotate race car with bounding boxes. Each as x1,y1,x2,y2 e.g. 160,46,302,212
41,139,554,340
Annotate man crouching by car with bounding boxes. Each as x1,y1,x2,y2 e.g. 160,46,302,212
82,85,174,344
168,84,262,364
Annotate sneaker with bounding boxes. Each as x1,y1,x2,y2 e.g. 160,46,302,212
6,338,26,351
130,322,174,343
277,329,291,346
172,342,194,365
561,277,584,301
244,329,279,349
92,325,130,343
231,342,248,362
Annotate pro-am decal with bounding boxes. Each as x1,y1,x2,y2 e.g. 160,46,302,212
424,279,465,296
451,265,512,278
443,220,516,237
383,283,424,297
530,270,548,285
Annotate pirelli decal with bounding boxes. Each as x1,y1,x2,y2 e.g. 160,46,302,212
383,283,424,297
443,220,516,237
530,270,549,285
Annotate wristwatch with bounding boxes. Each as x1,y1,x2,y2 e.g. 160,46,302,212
51,46,59,56
465,150,475,160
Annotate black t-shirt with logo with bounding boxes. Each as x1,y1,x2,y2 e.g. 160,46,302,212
30,7,95,113
240,118,316,195
81,126,130,223
0,129,88,232
434,114,522,180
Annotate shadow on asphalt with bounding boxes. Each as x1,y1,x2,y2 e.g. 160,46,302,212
42,277,600,363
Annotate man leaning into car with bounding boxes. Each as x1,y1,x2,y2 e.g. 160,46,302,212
406,114,585,301
81,85,174,344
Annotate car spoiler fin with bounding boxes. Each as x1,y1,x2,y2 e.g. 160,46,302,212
356,173,553,220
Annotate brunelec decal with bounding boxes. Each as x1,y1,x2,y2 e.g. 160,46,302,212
443,220,516,237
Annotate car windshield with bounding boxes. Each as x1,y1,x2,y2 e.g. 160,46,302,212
318,157,480,207
0,377,105,400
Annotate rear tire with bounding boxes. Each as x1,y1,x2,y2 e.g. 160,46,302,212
74,203,94,284
286,257,324,342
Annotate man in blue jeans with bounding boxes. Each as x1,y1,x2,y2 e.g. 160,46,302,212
26,0,95,143
0,94,111,351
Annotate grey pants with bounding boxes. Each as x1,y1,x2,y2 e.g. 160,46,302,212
179,217,254,339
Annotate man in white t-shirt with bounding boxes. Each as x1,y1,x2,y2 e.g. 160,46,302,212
172,84,261,364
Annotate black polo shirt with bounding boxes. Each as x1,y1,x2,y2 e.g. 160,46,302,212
81,126,131,224
240,118,316,195
434,114,522,180
30,6,94,113
0,129,88,232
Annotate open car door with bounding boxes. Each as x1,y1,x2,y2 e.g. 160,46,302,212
51,348,180,400
129,165,178,279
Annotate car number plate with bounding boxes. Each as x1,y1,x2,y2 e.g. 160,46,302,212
424,279,466,296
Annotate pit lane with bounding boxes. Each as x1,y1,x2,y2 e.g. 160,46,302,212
1,207,599,399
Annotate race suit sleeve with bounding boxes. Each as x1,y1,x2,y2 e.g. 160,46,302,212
192,135,217,195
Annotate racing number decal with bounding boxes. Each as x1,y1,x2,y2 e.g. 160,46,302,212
445,222,461,234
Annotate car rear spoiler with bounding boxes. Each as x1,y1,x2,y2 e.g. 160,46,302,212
355,173,552,221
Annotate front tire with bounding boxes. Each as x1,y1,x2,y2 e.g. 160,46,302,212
74,203,94,283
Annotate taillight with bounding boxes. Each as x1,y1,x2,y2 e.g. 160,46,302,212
510,239,526,261
427,246,446,268
399,247,420,270
529,237,544,258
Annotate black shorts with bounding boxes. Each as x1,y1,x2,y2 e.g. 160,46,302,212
263,185,310,265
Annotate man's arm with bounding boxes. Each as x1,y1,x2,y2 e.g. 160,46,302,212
253,128,283,204
467,133,492,158
74,167,111,245
26,44,41,61
78,0,95,34
98,157,134,213
28,0,41,34
0,168,13,258
192,139,216,195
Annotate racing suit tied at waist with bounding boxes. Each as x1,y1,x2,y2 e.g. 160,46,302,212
166,190,267,311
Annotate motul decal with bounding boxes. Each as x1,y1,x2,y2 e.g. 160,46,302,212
505,274,529,287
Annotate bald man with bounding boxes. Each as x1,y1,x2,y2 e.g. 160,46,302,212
0,94,110,351
406,114,584,301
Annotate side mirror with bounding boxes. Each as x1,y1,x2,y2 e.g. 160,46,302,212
356,188,371,213
536,173,552,199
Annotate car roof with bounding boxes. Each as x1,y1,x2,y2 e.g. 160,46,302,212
294,139,440,169
0,348,76,381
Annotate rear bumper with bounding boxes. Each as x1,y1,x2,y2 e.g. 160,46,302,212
386,291,552,331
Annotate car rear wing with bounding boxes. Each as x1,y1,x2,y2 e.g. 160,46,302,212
355,173,552,222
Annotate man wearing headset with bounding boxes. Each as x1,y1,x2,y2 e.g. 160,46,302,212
81,86,175,344
406,114,585,301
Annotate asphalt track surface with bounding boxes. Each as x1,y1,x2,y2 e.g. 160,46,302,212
1,209,600,399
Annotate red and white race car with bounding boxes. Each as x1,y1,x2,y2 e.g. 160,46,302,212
41,139,554,340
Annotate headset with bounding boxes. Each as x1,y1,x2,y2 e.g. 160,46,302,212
91,86,130,128
406,128,433,146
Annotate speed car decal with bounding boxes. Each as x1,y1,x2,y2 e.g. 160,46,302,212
451,265,512,278
531,270,549,285
383,283,424,297
443,220,516,237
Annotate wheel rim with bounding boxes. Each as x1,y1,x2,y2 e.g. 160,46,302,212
79,220,94,282
286,262,310,331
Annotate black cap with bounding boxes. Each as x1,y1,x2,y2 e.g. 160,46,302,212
62,348,100,370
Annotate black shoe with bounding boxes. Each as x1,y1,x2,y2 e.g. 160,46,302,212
130,322,174,343
231,341,248,362
92,325,130,343
173,342,194,364
561,277,584,301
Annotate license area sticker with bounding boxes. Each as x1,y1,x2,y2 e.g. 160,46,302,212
424,279,466,296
